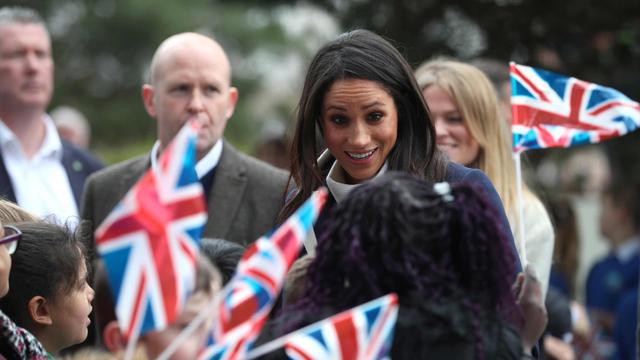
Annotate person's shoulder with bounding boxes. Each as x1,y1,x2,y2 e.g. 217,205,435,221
523,191,547,213
586,254,617,278
87,154,148,184
241,153,288,179
223,142,288,181
445,162,493,187
61,140,104,171
444,163,504,208
445,162,483,181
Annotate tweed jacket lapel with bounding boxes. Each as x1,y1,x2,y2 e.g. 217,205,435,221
100,156,150,220
203,142,248,239
121,156,150,194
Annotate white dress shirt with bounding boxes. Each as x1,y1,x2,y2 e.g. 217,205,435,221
326,160,388,203
150,138,223,179
303,159,388,255
0,116,78,225
615,235,640,263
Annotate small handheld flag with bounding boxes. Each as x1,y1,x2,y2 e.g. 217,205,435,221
95,121,207,340
199,188,328,360
248,293,399,360
510,62,640,152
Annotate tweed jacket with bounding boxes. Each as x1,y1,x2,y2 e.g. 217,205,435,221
81,141,288,251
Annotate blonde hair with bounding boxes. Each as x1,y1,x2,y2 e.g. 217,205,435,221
415,59,527,223
0,198,38,223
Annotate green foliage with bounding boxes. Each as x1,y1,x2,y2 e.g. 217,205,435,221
4,0,312,153
93,137,155,165
6,0,638,177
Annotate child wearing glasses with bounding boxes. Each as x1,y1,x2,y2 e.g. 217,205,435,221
0,217,49,359
0,220,94,357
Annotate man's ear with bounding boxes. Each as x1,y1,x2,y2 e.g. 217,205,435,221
103,320,127,353
142,84,157,118
225,87,239,119
27,296,52,326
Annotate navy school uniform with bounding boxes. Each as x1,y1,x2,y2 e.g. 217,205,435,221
612,289,638,360
586,249,640,314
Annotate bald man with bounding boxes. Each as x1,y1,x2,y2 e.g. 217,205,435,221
81,33,288,250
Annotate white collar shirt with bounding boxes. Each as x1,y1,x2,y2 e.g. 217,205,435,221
301,160,388,256
326,160,389,203
0,115,78,225
615,235,640,263
150,138,223,179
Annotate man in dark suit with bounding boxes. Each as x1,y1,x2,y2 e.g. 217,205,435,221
81,32,288,249
0,7,102,224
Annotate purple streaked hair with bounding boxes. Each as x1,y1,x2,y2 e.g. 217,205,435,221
278,171,522,359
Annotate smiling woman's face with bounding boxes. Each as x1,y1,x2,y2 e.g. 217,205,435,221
423,85,479,166
321,78,398,184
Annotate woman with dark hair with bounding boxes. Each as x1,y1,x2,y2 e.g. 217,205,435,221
279,29,518,264
278,172,545,359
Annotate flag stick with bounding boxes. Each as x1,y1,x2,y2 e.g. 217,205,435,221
247,294,397,359
246,319,320,359
513,151,528,268
160,189,327,359
246,332,293,359
156,290,222,360
510,61,528,268
123,327,140,360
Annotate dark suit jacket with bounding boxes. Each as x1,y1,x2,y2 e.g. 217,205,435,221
81,141,289,250
0,140,103,206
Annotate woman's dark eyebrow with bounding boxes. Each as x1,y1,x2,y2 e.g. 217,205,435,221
362,101,384,110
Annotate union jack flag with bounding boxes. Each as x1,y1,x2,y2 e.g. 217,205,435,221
248,293,399,360
199,189,328,360
95,121,207,340
510,62,640,152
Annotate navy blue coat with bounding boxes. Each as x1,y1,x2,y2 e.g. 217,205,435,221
314,162,522,273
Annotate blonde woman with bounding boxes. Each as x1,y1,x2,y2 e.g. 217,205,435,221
415,59,554,297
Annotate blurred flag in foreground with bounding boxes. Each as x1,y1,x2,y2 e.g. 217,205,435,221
510,62,640,152
248,293,399,360
96,121,206,340
199,188,328,360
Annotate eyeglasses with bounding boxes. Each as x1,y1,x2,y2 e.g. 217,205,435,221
0,225,21,255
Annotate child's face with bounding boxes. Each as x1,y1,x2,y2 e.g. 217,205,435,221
142,290,214,360
0,226,10,298
48,260,95,351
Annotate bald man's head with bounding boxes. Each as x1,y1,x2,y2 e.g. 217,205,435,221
142,32,238,160
148,32,231,86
